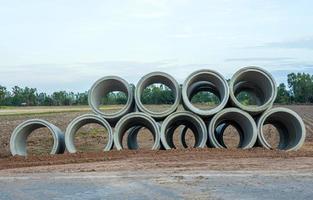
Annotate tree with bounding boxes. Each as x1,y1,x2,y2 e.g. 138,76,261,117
0,86,7,105
275,83,291,104
287,73,313,103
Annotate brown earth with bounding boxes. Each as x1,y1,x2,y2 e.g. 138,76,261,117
0,105,313,172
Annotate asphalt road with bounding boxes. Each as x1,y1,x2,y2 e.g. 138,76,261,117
0,171,312,200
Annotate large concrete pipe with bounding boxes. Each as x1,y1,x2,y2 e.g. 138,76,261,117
229,66,277,115
182,69,229,118
257,107,306,151
10,119,65,156
135,72,181,121
65,114,113,153
88,76,134,126
114,112,161,150
208,108,257,149
160,111,207,149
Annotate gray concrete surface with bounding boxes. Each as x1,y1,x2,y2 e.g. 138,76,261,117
114,112,161,150
88,76,135,126
65,114,113,153
257,107,306,151
10,119,65,156
229,66,277,115
135,71,181,121
0,171,312,200
182,69,229,117
208,108,257,149
160,111,207,149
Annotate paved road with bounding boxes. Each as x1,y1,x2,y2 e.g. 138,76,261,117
0,171,312,200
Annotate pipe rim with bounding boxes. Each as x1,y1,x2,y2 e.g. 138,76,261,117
135,71,181,120
182,69,229,117
161,111,207,150
113,112,160,150
65,114,113,153
10,119,63,156
88,75,134,121
229,66,277,114
257,107,306,151
208,108,257,149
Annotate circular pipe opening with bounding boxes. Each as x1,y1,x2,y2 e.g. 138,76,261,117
229,67,277,114
65,114,113,153
126,126,156,150
182,69,229,117
214,122,242,148
161,111,207,149
88,76,134,126
261,124,280,149
10,119,65,156
257,107,306,151
208,108,257,149
26,127,54,155
135,72,181,121
178,126,196,148
114,112,160,150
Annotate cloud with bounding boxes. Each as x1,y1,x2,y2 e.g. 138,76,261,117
256,36,313,50
0,60,215,93
268,62,313,84
225,57,294,62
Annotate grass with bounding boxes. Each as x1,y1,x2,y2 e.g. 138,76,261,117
0,105,123,116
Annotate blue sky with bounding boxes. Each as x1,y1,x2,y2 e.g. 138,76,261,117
0,0,313,93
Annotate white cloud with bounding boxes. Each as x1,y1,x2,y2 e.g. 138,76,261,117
0,0,313,92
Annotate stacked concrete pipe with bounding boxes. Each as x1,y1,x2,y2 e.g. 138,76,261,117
229,66,277,115
88,76,135,126
182,69,229,118
9,66,307,156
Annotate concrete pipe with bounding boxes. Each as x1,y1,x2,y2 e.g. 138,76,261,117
182,69,229,117
257,107,306,151
65,114,113,153
208,108,257,149
114,112,161,150
88,76,134,126
126,126,142,149
229,66,277,115
10,119,65,156
135,72,181,121
178,126,196,148
161,111,207,149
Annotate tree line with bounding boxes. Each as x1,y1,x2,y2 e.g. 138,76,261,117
0,72,312,106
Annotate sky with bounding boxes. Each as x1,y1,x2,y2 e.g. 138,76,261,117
0,0,313,93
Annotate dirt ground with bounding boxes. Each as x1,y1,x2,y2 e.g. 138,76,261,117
0,105,313,172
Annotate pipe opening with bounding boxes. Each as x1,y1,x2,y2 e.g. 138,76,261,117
26,127,54,155
10,120,65,156
230,67,276,114
182,70,229,117
136,72,181,120
125,127,155,150
215,122,242,149
177,126,196,149
89,76,134,125
191,88,221,110
74,123,110,152
101,91,127,114
65,115,113,153
140,83,174,112
209,108,257,149
91,78,129,114
161,112,207,149
259,109,305,151
114,113,160,150
261,124,280,149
